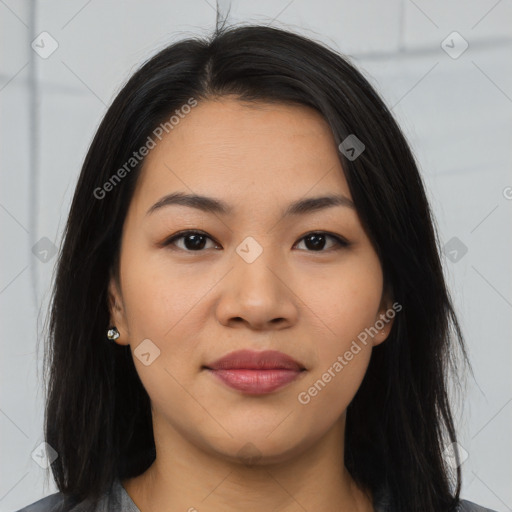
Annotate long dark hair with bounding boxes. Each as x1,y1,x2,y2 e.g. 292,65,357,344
43,22,470,511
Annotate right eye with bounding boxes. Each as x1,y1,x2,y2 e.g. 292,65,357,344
162,230,221,252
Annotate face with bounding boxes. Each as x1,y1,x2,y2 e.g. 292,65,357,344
108,97,394,465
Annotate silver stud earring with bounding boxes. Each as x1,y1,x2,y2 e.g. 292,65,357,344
107,327,120,341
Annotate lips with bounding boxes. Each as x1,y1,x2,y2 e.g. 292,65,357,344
205,349,306,371
204,349,306,394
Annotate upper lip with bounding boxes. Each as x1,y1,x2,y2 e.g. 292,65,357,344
204,349,306,371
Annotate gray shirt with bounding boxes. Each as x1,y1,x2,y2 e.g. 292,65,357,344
14,479,498,512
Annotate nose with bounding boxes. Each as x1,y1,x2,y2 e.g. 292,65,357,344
215,246,299,331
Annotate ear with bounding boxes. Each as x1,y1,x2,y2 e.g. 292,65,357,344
372,285,397,347
107,273,130,346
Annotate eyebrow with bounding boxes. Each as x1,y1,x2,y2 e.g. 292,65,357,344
146,191,355,217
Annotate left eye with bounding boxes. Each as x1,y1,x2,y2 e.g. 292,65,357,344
162,231,348,252
294,232,348,252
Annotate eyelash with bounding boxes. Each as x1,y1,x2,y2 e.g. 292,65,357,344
161,230,349,253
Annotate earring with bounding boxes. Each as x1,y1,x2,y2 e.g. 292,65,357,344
107,326,120,341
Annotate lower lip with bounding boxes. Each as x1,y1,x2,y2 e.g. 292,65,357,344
206,368,304,394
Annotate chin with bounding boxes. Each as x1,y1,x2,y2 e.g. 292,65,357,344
205,429,313,468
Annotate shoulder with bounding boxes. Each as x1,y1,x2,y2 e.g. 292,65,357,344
373,485,497,512
13,479,139,512
14,490,103,512
13,491,70,512
458,499,498,512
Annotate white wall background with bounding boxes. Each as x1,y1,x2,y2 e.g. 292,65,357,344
1,1,511,511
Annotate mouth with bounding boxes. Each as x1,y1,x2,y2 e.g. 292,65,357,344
203,349,307,395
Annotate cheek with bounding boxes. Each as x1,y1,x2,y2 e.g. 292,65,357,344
295,252,384,345
295,253,382,404
296,346,372,436
118,245,217,399
119,241,209,340
297,277,377,421
118,258,203,415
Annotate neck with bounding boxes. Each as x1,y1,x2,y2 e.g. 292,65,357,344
123,412,374,512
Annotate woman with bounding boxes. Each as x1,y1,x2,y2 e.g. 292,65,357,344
16,23,496,512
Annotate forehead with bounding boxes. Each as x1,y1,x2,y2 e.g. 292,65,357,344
132,97,352,213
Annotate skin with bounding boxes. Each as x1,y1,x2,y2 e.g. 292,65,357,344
108,97,395,512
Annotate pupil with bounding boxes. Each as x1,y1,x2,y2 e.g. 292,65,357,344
182,234,327,251
306,234,325,251
185,234,206,250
